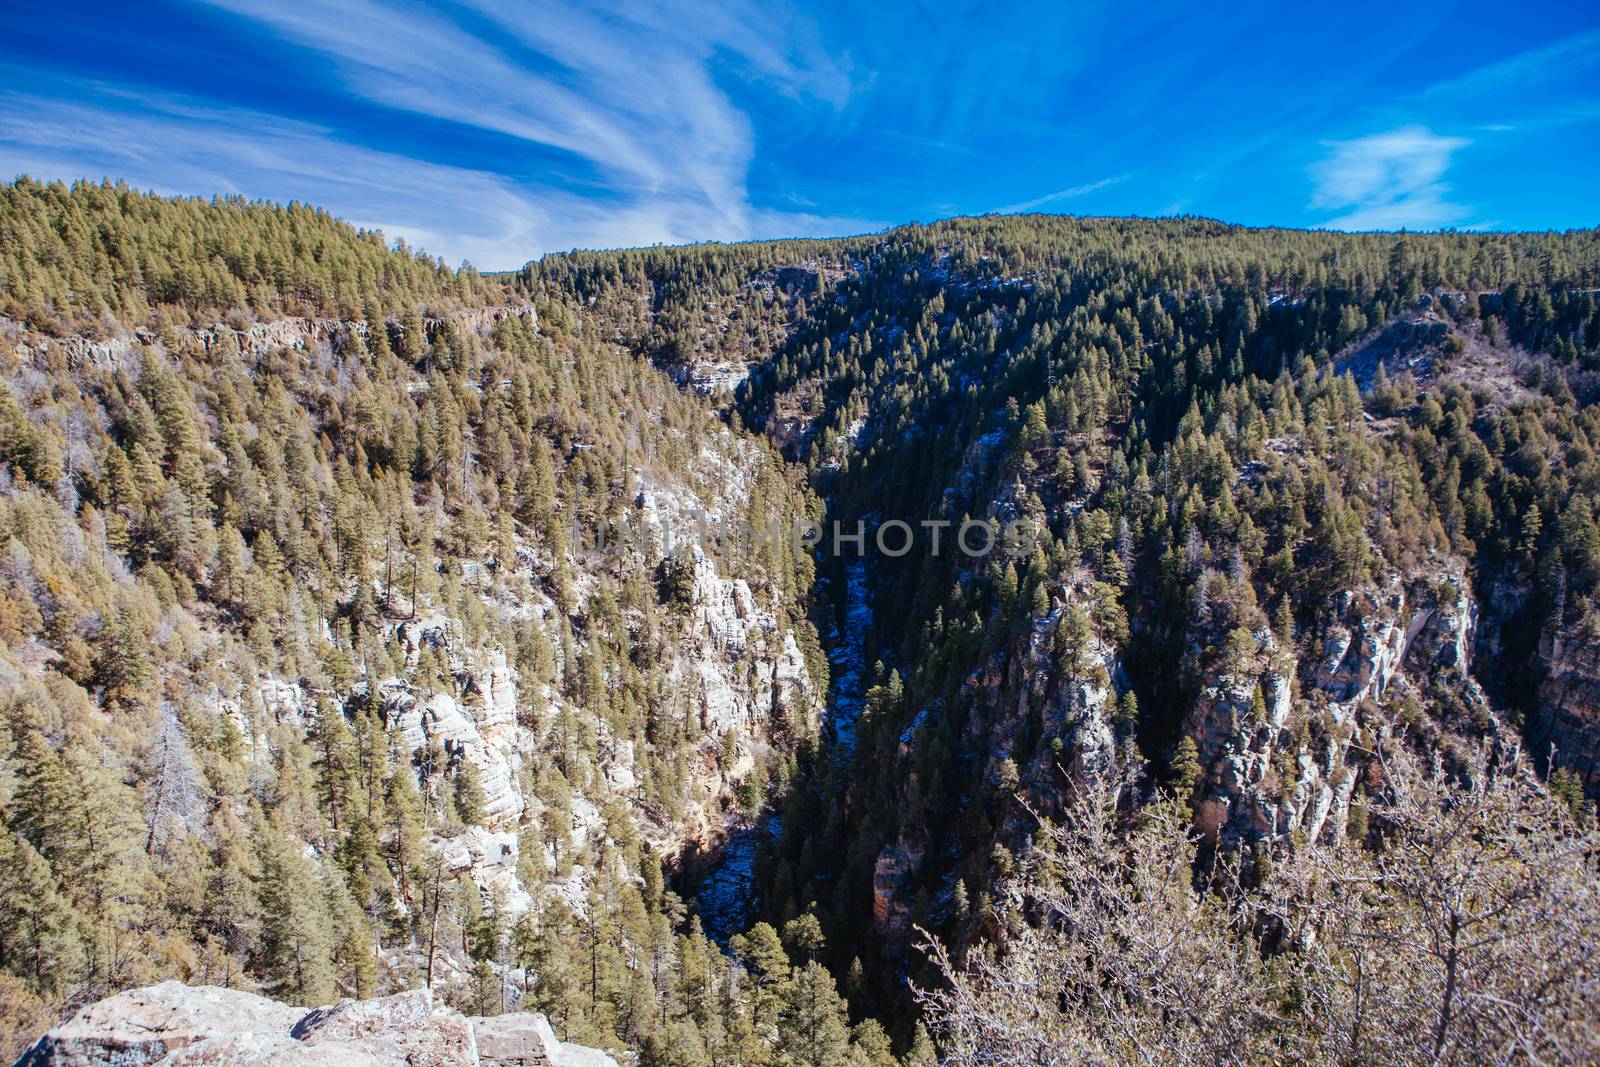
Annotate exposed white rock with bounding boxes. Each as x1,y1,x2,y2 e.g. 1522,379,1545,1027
183,409,818,964
442,827,533,918
7,305,536,375
15,982,304,1066
472,1013,619,1067
290,989,477,1064
389,688,525,827
393,614,453,669
256,679,310,726
16,981,614,1067
467,650,520,741
1189,565,1485,849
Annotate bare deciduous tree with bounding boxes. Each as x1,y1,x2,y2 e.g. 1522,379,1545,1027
919,745,1600,1066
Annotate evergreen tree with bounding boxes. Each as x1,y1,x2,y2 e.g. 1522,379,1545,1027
778,961,851,1067
384,767,427,906
452,761,489,827
97,607,157,706
256,818,335,1004
1168,736,1203,800
0,830,82,994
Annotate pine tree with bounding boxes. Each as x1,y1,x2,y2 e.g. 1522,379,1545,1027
256,818,336,1004
200,824,261,989
400,308,428,364
1168,736,1203,800
10,733,150,976
903,1024,939,1067
777,961,851,1067
452,761,489,827
732,922,790,1044
0,830,82,994
469,957,500,1017
307,708,353,833
850,1018,897,1067
384,767,427,906
1113,690,1139,738
324,864,378,998
524,901,582,1032
781,913,825,964
1520,503,1543,565
97,606,157,706
0,384,62,485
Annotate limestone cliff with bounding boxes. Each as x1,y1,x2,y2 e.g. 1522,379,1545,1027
1189,565,1486,848
4,304,538,375
873,576,1123,939
4,294,820,1012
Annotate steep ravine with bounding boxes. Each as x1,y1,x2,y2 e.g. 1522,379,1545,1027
690,557,874,940
827,559,875,758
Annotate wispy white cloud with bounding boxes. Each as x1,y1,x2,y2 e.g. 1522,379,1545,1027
997,174,1131,214
192,0,867,253
1309,125,1471,230
0,1,882,265
1424,28,1600,101
0,87,868,268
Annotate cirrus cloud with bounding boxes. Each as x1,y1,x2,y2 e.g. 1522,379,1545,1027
191,0,870,260
1309,125,1472,231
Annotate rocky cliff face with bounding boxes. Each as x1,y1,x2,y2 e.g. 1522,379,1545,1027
1470,576,1600,800
867,549,1494,944
1189,565,1485,849
7,299,820,998
1534,626,1600,792
15,981,615,1067
870,551,1501,950
4,304,537,374
225,497,818,936
872,577,1123,939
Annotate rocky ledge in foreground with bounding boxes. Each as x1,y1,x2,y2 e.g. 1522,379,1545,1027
14,981,618,1067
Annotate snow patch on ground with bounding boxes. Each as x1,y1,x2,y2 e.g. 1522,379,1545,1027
692,558,875,942
827,559,873,758
899,704,935,747
695,817,783,944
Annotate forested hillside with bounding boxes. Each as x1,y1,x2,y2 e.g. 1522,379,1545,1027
4,182,1600,1065
527,216,1600,1062
0,176,492,325
0,180,907,1067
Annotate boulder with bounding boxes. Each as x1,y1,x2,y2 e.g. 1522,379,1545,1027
15,983,616,1067
468,1015,559,1066
161,1033,380,1065
550,1045,617,1067
290,989,476,1065
15,982,304,1066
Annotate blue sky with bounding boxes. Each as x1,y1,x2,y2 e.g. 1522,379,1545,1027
1,0,1596,269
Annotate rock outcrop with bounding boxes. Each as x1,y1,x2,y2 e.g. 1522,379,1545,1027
187,417,818,950
4,305,536,374
15,982,615,1067
1188,566,1486,848
870,577,1123,939
1534,626,1600,793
